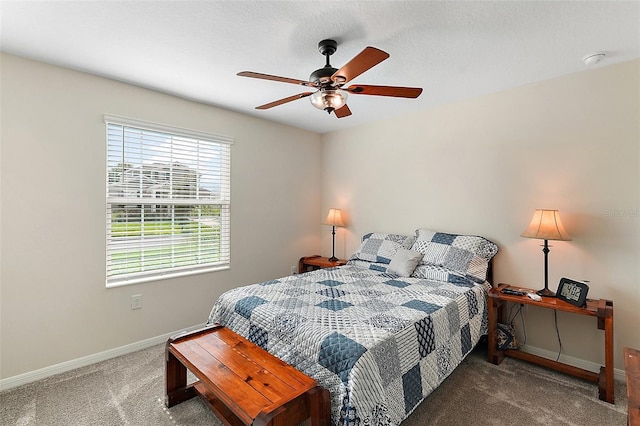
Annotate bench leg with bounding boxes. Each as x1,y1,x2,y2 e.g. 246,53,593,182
308,386,331,426
165,348,196,407
254,385,331,426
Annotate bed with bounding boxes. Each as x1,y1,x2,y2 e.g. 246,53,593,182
207,229,498,425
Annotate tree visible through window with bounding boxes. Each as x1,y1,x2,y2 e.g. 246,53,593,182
105,115,232,286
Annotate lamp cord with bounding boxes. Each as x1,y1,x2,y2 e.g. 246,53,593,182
554,310,563,361
508,304,561,359
508,303,527,346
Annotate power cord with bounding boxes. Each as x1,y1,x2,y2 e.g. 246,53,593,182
507,302,562,357
507,303,527,347
554,310,563,361
517,305,527,346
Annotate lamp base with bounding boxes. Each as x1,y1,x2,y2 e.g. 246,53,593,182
328,256,338,262
536,288,556,297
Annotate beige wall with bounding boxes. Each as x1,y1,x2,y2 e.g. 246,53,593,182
0,53,322,379
1,52,638,381
322,59,640,371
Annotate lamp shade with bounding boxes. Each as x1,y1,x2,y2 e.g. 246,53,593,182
324,208,345,227
521,209,571,241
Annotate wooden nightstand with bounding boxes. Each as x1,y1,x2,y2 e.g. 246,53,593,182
487,283,614,404
298,255,347,274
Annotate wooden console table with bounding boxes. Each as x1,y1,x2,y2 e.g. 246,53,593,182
487,283,614,404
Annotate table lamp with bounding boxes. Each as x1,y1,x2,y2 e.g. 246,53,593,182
324,208,345,262
521,209,571,297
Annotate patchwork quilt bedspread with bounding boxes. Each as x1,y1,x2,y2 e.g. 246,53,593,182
207,264,490,426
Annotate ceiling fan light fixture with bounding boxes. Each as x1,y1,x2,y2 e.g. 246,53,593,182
310,89,348,113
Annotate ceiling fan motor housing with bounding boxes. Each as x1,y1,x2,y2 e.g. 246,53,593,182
311,39,340,85
310,66,338,85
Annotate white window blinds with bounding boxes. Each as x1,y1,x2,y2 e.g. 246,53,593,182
105,115,232,287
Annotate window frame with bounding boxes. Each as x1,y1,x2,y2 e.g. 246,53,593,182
104,114,233,287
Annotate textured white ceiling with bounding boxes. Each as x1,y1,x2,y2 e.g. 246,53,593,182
1,1,639,134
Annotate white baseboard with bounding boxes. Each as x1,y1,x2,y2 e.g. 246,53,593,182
0,323,206,392
520,344,626,383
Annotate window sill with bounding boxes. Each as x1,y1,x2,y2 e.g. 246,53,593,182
106,265,230,288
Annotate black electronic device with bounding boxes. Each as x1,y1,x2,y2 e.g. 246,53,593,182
501,288,526,296
556,277,589,307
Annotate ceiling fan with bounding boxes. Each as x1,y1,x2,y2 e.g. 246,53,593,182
237,39,423,118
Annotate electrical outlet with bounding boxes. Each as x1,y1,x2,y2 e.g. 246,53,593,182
131,294,143,310
290,266,297,275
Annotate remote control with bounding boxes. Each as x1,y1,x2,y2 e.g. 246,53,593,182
527,292,542,301
501,288,526,296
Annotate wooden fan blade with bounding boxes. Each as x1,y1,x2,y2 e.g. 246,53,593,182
255,92,314,110
334,104,352,118
238,71,315,87
346,84,423,98
331,47,389,85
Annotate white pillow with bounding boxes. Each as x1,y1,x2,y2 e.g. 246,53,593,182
386,248,424,277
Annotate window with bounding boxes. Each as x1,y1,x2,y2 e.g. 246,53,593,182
105,115,232,287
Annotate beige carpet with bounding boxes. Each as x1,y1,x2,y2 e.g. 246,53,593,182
0,342,628,425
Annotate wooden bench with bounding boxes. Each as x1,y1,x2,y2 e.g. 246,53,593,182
165,324,331,426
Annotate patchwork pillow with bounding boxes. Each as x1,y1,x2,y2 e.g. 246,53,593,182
347,259,390,273
497,323,519,350
411,263,458,282
349,232,416,265
411,264,477,287
386,248,423,277
410,229,498,283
